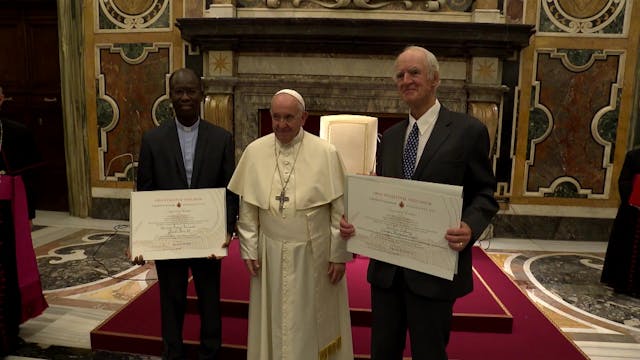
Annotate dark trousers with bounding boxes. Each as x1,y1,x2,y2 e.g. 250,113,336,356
155,258,221,360
370,269,454,360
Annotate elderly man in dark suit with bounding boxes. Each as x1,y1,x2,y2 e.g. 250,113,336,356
134,68,238,360
340,46,498,360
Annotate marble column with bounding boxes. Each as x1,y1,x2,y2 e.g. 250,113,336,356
467,56,507,158
57,0,91,217
203,50,236,133
468,99,501,157
204,94,234,133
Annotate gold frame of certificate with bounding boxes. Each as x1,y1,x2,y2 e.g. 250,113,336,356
129,188,227,260
319,114,378,175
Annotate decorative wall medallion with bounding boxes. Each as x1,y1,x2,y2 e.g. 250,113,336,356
446,0,473,12
207,51,233,77
556,0,606,18
112,0,155,14
540,0,627,35
98,0,170,31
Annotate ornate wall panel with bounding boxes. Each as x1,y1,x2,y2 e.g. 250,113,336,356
96,0,171,32
95,43,172,181
524,48,624,198
506,0,524,24
538,0,630,36
237,0,474,11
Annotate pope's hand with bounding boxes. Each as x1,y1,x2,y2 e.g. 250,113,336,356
245,259,260,276
339,215,355,240
328,262,345,284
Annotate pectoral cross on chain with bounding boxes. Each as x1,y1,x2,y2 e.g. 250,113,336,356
276,190,289,213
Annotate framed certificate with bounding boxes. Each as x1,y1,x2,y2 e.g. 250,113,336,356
130,188,227,260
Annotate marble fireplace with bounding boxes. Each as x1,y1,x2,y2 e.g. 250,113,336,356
177,17,532,191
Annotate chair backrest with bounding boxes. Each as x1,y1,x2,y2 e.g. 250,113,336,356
319,114,378,175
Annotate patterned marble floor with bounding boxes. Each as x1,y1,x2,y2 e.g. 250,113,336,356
5,211,640,359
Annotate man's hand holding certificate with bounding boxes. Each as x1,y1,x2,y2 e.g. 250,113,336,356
130,188,228,260
345,175,462,280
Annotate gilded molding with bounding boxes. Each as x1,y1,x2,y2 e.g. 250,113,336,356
204,94,234,133
469,102,499,158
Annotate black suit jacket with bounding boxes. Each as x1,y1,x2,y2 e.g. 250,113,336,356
136,119,238,231
0,117,42,219
369,106,498,300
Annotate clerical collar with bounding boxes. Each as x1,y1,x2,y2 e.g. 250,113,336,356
175,118,200,132
275,128,304,150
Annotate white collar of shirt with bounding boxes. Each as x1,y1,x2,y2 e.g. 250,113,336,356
408,99,440,137
406,99,441,169
175,118,200,187
175,118,200,132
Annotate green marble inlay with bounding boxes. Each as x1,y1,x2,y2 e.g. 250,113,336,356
125,167,135,181
558,49,601,68
544,181,587,198
598,110,618,145
96,98,115,148
601,3,626,34
149,2,170,29
538,6,559,33
97,98,115,129
598,90,621,163
527,107,549,158
155,99,174,125
113,43,153,61
98,8,118,30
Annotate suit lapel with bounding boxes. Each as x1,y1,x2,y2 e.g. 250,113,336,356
191,123,208,188
388,120,408,178
167,121,188,187
412,107,452,179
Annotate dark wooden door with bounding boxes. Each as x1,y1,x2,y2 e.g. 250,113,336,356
0,1,68,211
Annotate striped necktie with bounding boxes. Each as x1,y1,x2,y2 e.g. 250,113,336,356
403,122,419,179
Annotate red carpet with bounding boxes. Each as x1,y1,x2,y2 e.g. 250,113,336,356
91,242,587,359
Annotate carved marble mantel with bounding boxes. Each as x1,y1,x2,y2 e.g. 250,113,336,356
177,17,533,58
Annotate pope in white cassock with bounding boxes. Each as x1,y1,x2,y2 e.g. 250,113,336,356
228,89,354,360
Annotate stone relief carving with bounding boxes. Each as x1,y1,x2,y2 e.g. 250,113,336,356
265,0,447,11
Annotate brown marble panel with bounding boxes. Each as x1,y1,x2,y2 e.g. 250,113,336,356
527,53,619,194
506,0,524,24
99,47,170,177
